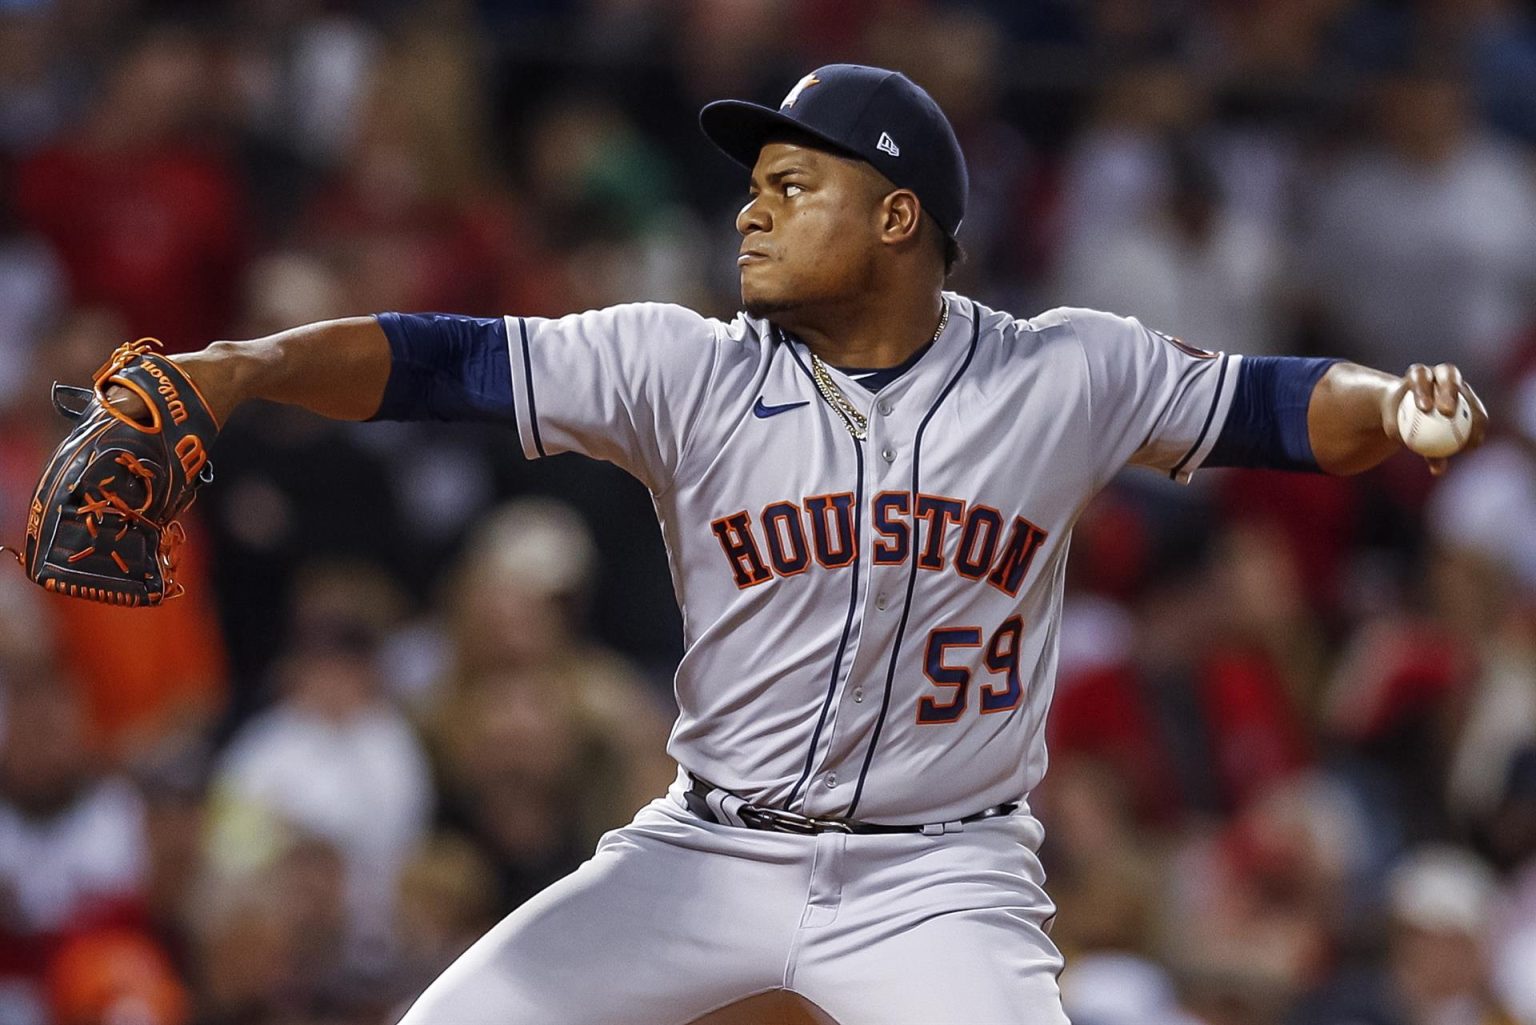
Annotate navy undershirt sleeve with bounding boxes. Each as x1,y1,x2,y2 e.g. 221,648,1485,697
369,312,515,424
1205,356,1340,472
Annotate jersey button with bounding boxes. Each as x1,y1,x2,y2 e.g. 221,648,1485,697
877,400,893,416
875,593,889,610
825,773,838,788
853,688,864,703
881,447,895,463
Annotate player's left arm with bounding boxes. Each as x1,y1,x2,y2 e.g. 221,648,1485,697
1305,360,1488,476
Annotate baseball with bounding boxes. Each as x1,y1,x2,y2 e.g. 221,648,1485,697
1396,391,1473,458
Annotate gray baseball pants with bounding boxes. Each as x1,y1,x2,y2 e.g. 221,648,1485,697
397,786,1069,1025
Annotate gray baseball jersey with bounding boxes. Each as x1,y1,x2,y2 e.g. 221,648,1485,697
505,293,1238,823
400,293,1238,1025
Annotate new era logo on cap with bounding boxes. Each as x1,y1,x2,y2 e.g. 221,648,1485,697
876,132,900,157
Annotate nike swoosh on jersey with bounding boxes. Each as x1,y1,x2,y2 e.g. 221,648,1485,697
753,397,811,419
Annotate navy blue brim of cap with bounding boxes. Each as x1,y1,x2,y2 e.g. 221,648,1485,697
700,99,861,170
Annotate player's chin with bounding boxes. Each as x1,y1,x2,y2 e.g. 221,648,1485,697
743,298,803,320
741,281,797,320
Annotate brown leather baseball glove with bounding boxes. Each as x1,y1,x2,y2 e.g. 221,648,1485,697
13,338,218,606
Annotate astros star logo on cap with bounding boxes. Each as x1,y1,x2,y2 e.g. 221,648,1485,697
780,73,820,109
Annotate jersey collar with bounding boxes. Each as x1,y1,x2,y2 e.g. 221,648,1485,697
768,295,970,396
768,292,971,401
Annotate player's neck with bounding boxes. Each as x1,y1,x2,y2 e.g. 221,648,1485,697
783,289,947,370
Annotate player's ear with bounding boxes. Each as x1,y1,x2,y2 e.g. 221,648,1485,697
878,190,923,247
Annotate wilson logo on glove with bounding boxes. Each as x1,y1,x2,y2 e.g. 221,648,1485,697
175,435,209,481
1,338,220,606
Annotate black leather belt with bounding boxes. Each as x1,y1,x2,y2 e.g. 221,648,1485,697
684,773,1018,836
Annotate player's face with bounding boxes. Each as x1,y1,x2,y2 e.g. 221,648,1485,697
736,141,889,318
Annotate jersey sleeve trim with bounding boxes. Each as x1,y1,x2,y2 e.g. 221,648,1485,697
1168,352,1242,484
506,315,547,459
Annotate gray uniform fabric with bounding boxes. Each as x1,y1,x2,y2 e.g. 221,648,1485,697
402,293,1238,1023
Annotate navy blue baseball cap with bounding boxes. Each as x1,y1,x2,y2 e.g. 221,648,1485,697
700,64,968,239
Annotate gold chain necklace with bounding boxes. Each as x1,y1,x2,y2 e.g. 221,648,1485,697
809,297,948,441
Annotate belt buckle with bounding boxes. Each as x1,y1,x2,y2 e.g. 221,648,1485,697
748,806,853,835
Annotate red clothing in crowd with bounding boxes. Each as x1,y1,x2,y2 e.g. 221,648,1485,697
1050,648,1312,827
15,143,246,352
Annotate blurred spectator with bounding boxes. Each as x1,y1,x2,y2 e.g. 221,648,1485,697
0,158,63,413
300,20,516,316
430,661,667,912
284,560,433,709
1326,485,1533,848
1325,610,1472,845
237,249,349,338
1464,0,1536,146
1060,951,1201,1025
1495,808,1536,1023
45,928,188,1025
134,755,209,996
192,835,357,1024
1335,0,1536,147
1435,554,1536,843
201,401,412,699
441,498,677,706
429,666,582,907
1290,845,1518,1025
0,6,74,155
225,1,382,167
671,0,795,106
14,26,247,351
1302,71,1536,382
424,499,673,908
1056,135,1285,355
1207,0,1357,80
1050,536,1312,828
1214,468,1362,620
0,673,151,1024
1173,774,1370,992
1427,367,1536,594
392,833,498,1001
1054,64,1208,255
467,494,670,691
204,622,433,967
861,6,1047,309
446,497,605,678
1038,757,1165,959
520,93,708,311
1207,520,1332,709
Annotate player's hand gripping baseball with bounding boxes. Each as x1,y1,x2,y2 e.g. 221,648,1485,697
1381,363,1489,475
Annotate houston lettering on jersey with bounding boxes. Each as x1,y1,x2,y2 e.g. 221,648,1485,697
709,492,1048,596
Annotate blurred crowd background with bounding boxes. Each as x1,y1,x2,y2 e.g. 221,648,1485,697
1,0,1535,1023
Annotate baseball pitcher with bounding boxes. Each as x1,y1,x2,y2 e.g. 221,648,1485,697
18,65,1488,1025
